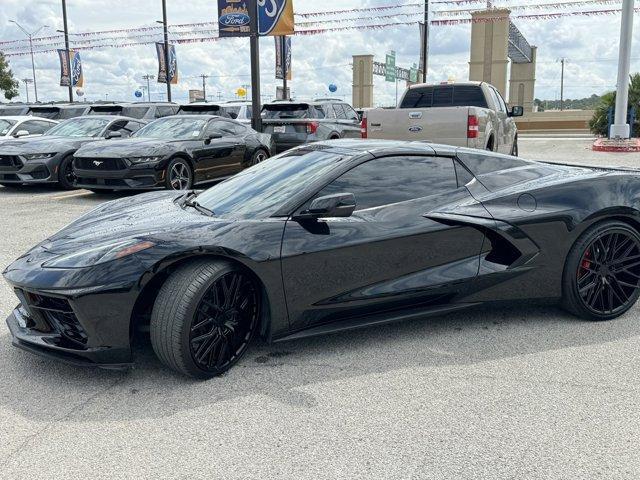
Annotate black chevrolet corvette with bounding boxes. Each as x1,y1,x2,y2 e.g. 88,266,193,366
5,140,640,378
72,115,274,191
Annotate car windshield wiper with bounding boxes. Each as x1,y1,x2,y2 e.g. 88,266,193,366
182,193,215,217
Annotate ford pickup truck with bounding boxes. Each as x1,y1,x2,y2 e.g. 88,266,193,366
362,82,523,155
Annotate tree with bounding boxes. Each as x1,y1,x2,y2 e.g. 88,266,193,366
590,73,640,137
0,52,19,101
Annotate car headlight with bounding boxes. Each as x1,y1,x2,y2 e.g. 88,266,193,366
42,239,155,269
128,156,163,164
23,153,57,161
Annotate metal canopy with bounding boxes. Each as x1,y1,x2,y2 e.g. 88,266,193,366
508,22,533,64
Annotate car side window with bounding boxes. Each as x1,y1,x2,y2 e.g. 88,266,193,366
333,104,347,119
155,106,175,118
19,120,49,135
320,104,334,119
343,105,360,122
107,120,133,137
124,121,145,134
316,156,458,211
209,120,238,135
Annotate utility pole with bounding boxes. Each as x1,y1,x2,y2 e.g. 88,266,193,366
142,74,154,101
421,0,429,83
249,0,262,131
10,21,47,103
60,0,73,102
161,0,171,102
22,78,32,102
610,0,635,139
559,58,565,111
280,36,288,100
199,74,209,102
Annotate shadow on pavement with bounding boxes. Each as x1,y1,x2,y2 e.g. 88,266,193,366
0,301,638,422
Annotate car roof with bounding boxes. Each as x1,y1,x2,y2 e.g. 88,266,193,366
158,114,221,120
69,114,142,122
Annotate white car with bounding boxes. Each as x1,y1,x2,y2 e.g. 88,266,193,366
0,116,58,141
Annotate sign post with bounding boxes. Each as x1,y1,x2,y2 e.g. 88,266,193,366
249,0,262,132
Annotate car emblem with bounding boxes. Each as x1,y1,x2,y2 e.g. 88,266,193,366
93,160,103,167
409,125,423,133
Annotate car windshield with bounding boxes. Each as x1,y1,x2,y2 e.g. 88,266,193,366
134,117,207,140
0,119,17,136
195,149,346,218
45,117,109,137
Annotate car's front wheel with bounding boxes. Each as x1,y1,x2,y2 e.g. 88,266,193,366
164,157,193,190
249,149,269,166
58,155,76,190
563,220,640,320
150,259,260,378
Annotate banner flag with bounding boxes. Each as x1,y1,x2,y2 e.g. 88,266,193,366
275,36,291,80
156,42,178,85
57,49,71,87
71,50,84,88
218,0,294,37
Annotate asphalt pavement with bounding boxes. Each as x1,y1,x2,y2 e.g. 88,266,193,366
1,137,640,479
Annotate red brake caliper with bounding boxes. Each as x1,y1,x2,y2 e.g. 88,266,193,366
579,248,592,279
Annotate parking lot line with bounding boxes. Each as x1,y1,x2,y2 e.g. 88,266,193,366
50,190,93,200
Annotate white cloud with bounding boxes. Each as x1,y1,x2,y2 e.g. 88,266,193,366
0,0,638,105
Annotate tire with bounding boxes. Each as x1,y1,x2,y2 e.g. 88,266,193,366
164,157,193,191
486,136,495,152
249,149,269,166
562,220,640,321
57,155,76,190
150,259,260,378
511,136,519,157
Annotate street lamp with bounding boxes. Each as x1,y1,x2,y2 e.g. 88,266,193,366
21,78,33,102
9,20,48,103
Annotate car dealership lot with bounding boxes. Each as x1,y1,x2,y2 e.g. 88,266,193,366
1,137,640,479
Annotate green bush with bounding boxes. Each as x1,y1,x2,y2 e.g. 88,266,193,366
590,73,640,137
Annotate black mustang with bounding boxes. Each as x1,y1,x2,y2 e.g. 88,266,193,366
5,140,640,378
72,115,274,191
0,115,146,189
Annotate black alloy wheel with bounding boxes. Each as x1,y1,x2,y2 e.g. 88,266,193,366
563,220,640,320
250,149,268,166
165,158,193,190
58,155,76,190
151,259,260,378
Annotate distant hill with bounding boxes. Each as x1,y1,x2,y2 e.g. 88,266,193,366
534,94,603,111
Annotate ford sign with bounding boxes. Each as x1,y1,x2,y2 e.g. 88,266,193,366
408,125,423,133
219,13,250,27
258,0,287,35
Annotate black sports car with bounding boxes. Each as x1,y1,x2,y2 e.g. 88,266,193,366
5,140,640,378
72,115,274,191
0,115,146,189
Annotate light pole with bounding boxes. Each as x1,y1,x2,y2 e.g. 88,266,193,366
9,21,48,102
559,58,565,111
199,74,209,102
142,74,154,101
158,0,171,102
21,78,33,102
60,0,73,103
610,0,635,139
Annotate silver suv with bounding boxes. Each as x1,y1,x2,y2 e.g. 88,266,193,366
261,99,361,154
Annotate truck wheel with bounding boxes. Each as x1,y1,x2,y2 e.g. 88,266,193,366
511,136,519,157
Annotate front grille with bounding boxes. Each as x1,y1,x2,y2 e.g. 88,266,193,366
75,157,127,171
18,290,88,347
0,155,23,171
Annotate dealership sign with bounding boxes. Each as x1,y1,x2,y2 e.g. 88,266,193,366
218,0,294,37
57,49,84,88
156,43,178,85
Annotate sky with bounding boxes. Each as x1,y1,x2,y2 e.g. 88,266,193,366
0,0,638,106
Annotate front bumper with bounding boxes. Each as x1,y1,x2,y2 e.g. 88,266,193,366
6,307,132,369
74,163,165,190
0,154,62,184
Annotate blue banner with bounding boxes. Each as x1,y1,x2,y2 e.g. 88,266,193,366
217,0,294,37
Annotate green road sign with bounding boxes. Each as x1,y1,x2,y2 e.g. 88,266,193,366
385,51,396,82
409,64,418,83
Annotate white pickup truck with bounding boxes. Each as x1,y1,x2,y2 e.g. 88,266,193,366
362,82,523,155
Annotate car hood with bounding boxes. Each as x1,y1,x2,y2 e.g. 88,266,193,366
75,138,182,158
37,191,222,255
0,135,93,154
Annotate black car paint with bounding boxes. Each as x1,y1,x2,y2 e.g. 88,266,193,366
72,115,274,190
0,115,143,185
4,139,640,368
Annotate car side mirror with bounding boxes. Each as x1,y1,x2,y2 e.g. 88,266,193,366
509,106,524,117
295,193,356,221
205,132,223,144
14,130,30,138
105,131,123,139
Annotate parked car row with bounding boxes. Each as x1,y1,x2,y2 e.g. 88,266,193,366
0,114,273,191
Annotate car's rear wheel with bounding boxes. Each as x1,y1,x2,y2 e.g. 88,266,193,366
249,149,268,166
563,220,640,320
58,155,76,190
164,158,193,190
150,259,260,378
